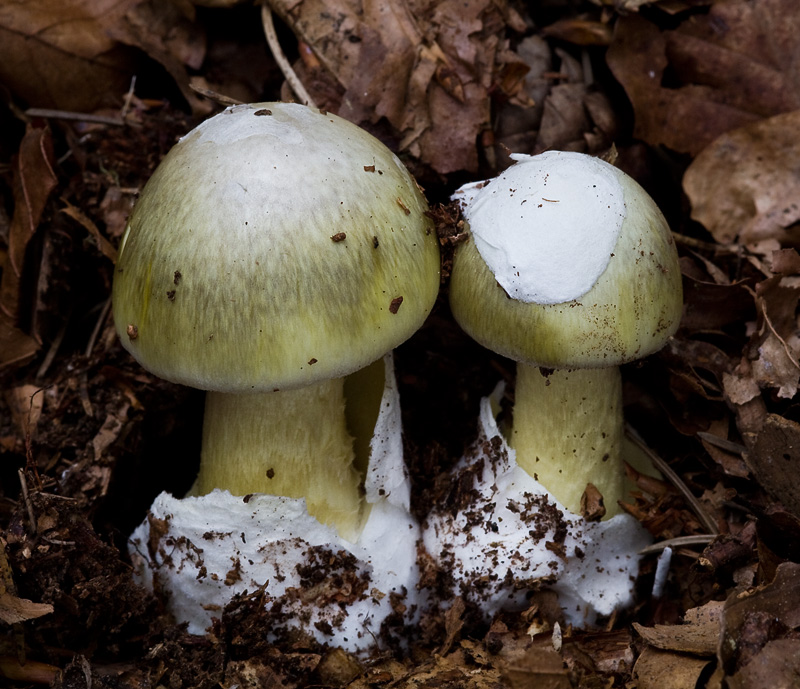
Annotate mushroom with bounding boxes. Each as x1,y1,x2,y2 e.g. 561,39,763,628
422,150,680,625
448,150,682,516
114,102,439,648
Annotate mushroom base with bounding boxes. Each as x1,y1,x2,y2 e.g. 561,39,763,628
422,390,650,627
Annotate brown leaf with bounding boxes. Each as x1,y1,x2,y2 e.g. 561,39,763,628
498,637,570,689
0,0,140,111
721,562,800,674
0,124,57,369
728,639,800,689
633,600,722,656
633,646,712,689
4,384,44,441
0,592,54,624
747,415,800,519
0,0,205,113
683,110,800,247
61,201,119,263
1,125,57,321
272,0,506,173
607,1,800,156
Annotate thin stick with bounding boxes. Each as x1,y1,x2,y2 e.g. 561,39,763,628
639,534,716,555
261,3,317,108
85,297,112,359
18,469,38,536
25,109,125,126
626,423,720,536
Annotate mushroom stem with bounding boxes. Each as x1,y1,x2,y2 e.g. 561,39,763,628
510,363,624,517
191,378,364,541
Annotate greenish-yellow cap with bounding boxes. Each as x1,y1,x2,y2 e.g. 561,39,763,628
449,155,682,368
113,103,440,391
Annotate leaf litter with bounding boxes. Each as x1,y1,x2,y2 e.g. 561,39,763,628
2,0,800,687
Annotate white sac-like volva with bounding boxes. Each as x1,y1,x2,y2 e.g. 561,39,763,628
129,355,422,654
422,389,651,627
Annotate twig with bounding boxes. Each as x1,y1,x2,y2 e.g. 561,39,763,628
626,423,720,536
36,311,70,380
261,2,317,108
696,431,746,456
640,534,716,556
188,84,243,106
85,297,113,359
25,108,125,126
18,469,38,536
121,75,137,120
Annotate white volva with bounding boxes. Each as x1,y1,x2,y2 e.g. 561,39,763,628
422,388,651,625
130,355,424,653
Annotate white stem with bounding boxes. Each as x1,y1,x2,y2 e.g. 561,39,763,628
511,363,624,517
191,378,363,540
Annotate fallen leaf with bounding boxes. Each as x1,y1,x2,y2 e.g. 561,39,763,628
633,600,722,656
0,124,58,370
271,0,511,173
747,415,800,519
727,639,800,689
633,646,712,689
683,110,800,247
0,592,54,624
720,562,800,675
0,0,141,111
607,0,800,156
3,384,44,441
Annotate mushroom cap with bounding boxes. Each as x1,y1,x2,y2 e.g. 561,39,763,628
449,151,682,368
113,103,440,392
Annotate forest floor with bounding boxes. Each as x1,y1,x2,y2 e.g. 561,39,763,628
2,0,800,687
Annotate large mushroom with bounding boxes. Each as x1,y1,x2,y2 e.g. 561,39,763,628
114,102,439,649
423,150,681,625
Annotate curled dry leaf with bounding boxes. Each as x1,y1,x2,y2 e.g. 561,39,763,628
0,124,57,369
634,600,723,656
607,0,800,156
683,110,800,248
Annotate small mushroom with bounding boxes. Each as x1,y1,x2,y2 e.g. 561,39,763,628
423,151,680,625
115,103,439,649
448,150,682,515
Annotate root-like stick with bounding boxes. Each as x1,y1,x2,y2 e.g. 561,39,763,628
261,2,317,108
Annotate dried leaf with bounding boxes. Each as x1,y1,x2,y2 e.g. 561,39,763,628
747,415,800,519
4,384,44,441
684,111,800,247
0,0,140,110
1,125,57,321
607,0,800,156
727,639,800,689
721,562,800,673
633,646,712,689
61,201,119,263
633,600,722,656
271,0,506,173
0,592,54,624
0,124,57,369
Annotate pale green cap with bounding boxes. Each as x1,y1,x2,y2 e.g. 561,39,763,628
449,152,682,368
113,103,440,391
